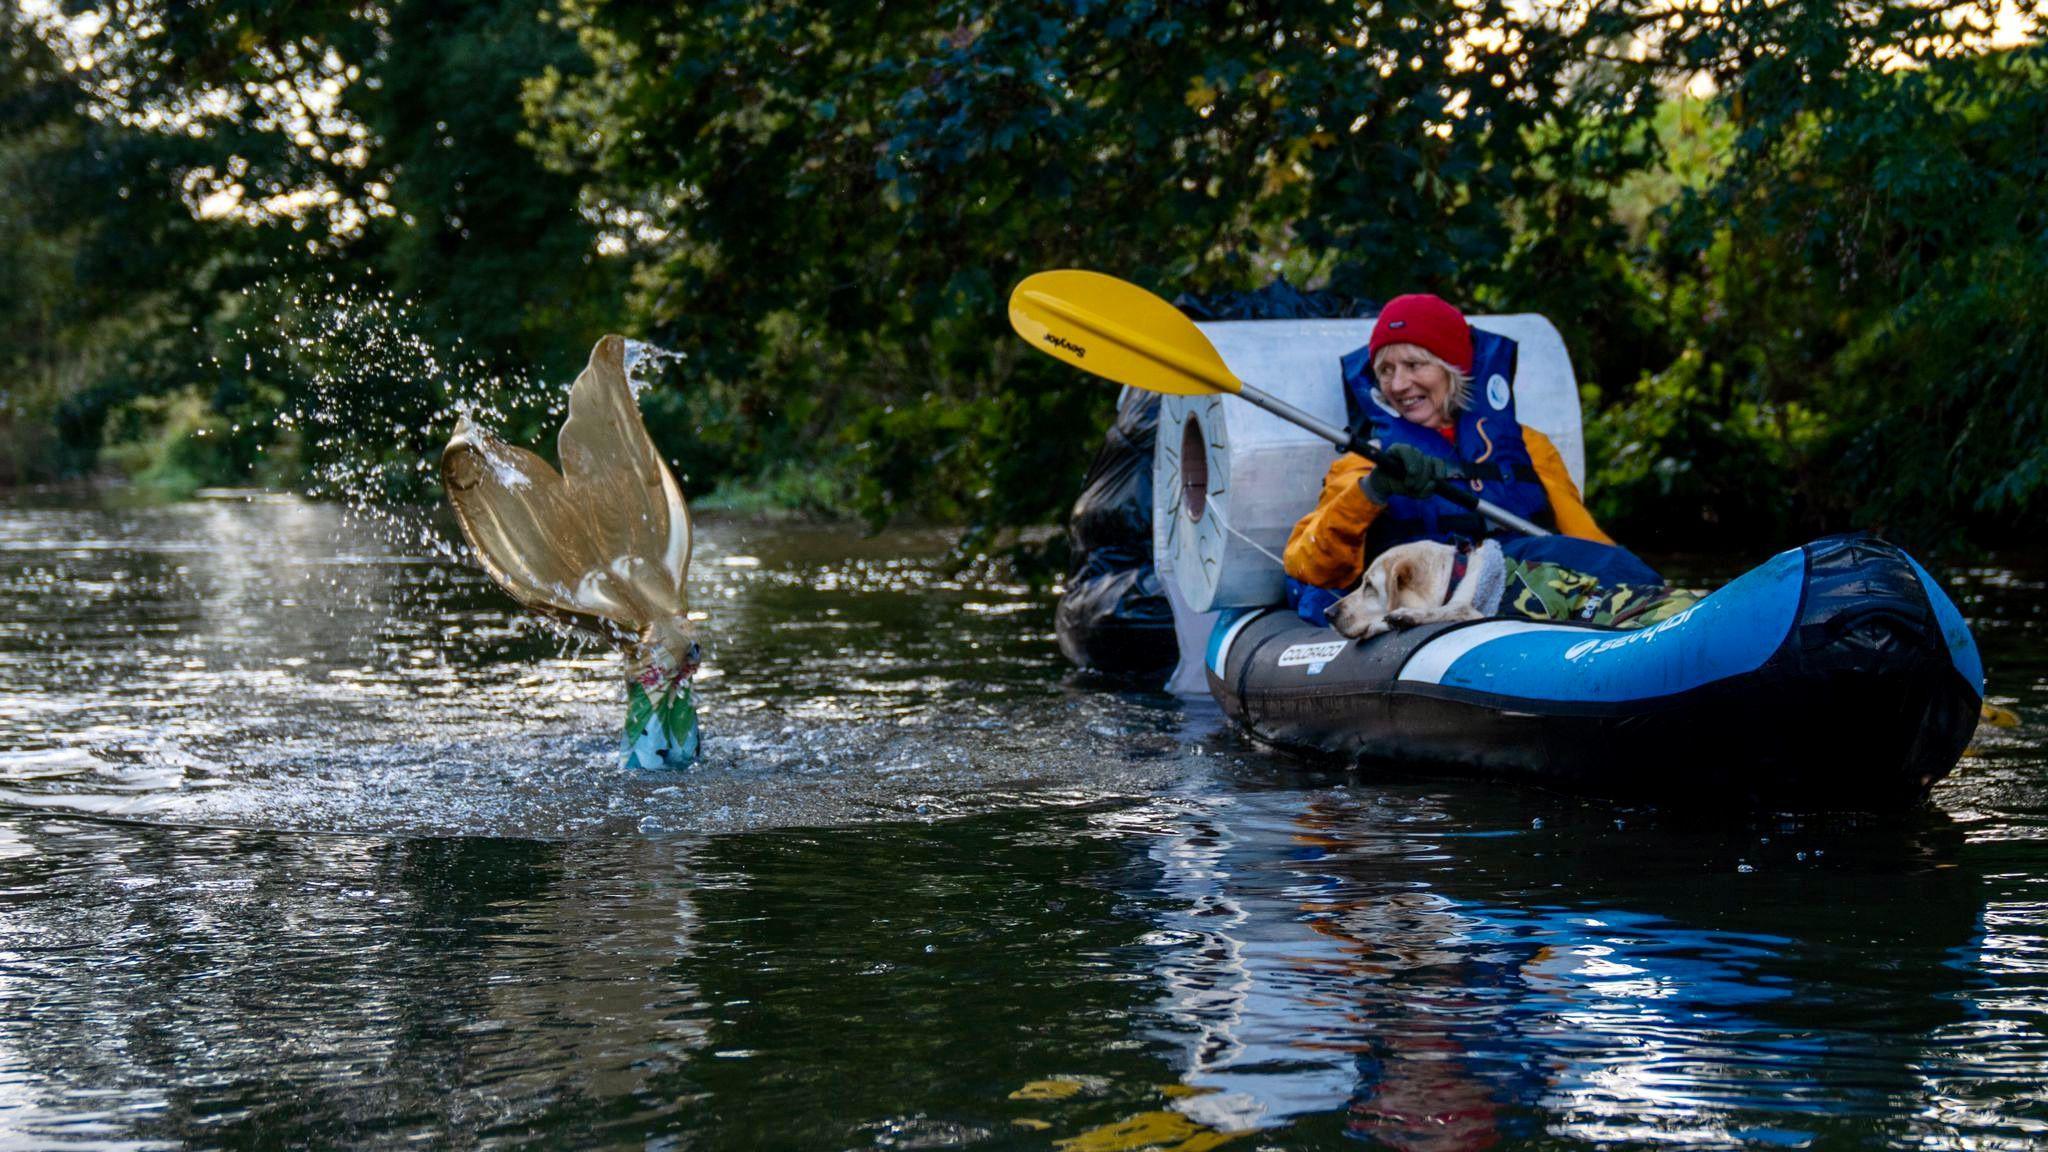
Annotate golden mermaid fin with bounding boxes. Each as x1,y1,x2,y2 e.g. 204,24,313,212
558,333,692,624
441,334,692,641
441,416,611,635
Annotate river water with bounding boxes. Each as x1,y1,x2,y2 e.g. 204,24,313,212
1,492,2043,1150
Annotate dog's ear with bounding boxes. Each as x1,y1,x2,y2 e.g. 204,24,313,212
1364,562,1391,612
1326,559,1386,638
1384,550,1428,611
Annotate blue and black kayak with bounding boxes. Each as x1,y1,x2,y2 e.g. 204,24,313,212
1204,535,1984,811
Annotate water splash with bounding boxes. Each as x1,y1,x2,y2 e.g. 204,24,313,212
622,338,687,397
223,288,695,669
0,499,1191,837
251,288,533,566
251,289,684,573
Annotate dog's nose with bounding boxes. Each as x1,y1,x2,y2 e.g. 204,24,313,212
685,641,701,665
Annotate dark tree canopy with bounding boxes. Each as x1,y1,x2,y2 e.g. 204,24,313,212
1,0,2042,555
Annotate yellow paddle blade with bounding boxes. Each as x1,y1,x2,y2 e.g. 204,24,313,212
1982,701,2020,728
1008,269,1243,396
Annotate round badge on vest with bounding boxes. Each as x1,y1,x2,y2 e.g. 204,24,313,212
1487,373,1510,411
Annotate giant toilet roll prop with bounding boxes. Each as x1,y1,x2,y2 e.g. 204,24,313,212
1154,316,1585,694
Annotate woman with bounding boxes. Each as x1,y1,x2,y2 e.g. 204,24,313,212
1283,293,1626,599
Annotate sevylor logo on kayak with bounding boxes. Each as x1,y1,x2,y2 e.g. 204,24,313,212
1043,332,1086,359
1562,606,1700,661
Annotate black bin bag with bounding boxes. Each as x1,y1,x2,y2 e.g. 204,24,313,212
1056,387,1176,680
1054,280,1378,682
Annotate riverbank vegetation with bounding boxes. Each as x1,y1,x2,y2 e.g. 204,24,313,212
2,1,2042,555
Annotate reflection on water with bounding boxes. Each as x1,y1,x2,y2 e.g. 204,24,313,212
1127,789,2029,1148
0,493,2045,1148
0,495,1196,834
0,822,713,1148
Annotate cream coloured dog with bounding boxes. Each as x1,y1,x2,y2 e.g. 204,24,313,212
1325,539,1507,639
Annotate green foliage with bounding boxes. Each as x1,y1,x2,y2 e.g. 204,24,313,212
98,387,233,496
1589,348,1830,549
1834,237,2048,548
0,25,93,483
1589,24,2048,554
2,0,2044,560
1,0,618,494
519,0,1677,525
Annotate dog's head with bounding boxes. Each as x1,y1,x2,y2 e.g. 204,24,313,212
1324,541,1458,638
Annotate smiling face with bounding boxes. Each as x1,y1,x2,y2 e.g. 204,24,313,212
1374,344,1459,431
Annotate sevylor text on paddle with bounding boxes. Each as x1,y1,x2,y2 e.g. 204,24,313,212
1007,269,1552,539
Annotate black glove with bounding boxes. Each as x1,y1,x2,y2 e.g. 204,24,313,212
1359,443,1452,504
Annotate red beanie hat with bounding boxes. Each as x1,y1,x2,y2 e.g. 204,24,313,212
1368,294,1473,376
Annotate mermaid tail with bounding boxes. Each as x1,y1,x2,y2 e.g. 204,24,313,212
442,334,700,767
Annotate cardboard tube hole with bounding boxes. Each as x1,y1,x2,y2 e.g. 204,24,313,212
1181,415,1208,523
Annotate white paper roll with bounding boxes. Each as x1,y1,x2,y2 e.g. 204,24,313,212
1152,316,1584,692
1153,392,1335,614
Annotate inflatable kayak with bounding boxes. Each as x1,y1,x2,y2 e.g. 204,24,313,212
1204,534,1983,810
1046,307,1983,808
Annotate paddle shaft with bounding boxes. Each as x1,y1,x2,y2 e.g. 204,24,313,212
1007,269,1552,538
1233,381,1554,538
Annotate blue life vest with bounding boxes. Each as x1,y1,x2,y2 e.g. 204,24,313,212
1338,327,1554,553
1287,578,1346,627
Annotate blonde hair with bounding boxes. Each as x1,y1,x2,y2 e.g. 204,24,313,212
1373,344,1472,415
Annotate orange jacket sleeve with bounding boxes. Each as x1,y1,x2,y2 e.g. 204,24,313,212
1523,428,1614,545
1282,452,1382,590
1281,427,1614,590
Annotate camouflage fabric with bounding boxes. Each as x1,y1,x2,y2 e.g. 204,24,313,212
1502,559,1701,629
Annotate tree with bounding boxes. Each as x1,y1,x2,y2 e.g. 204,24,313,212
1587,2,2048,552
520,0,1680,526
2,0,619,493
